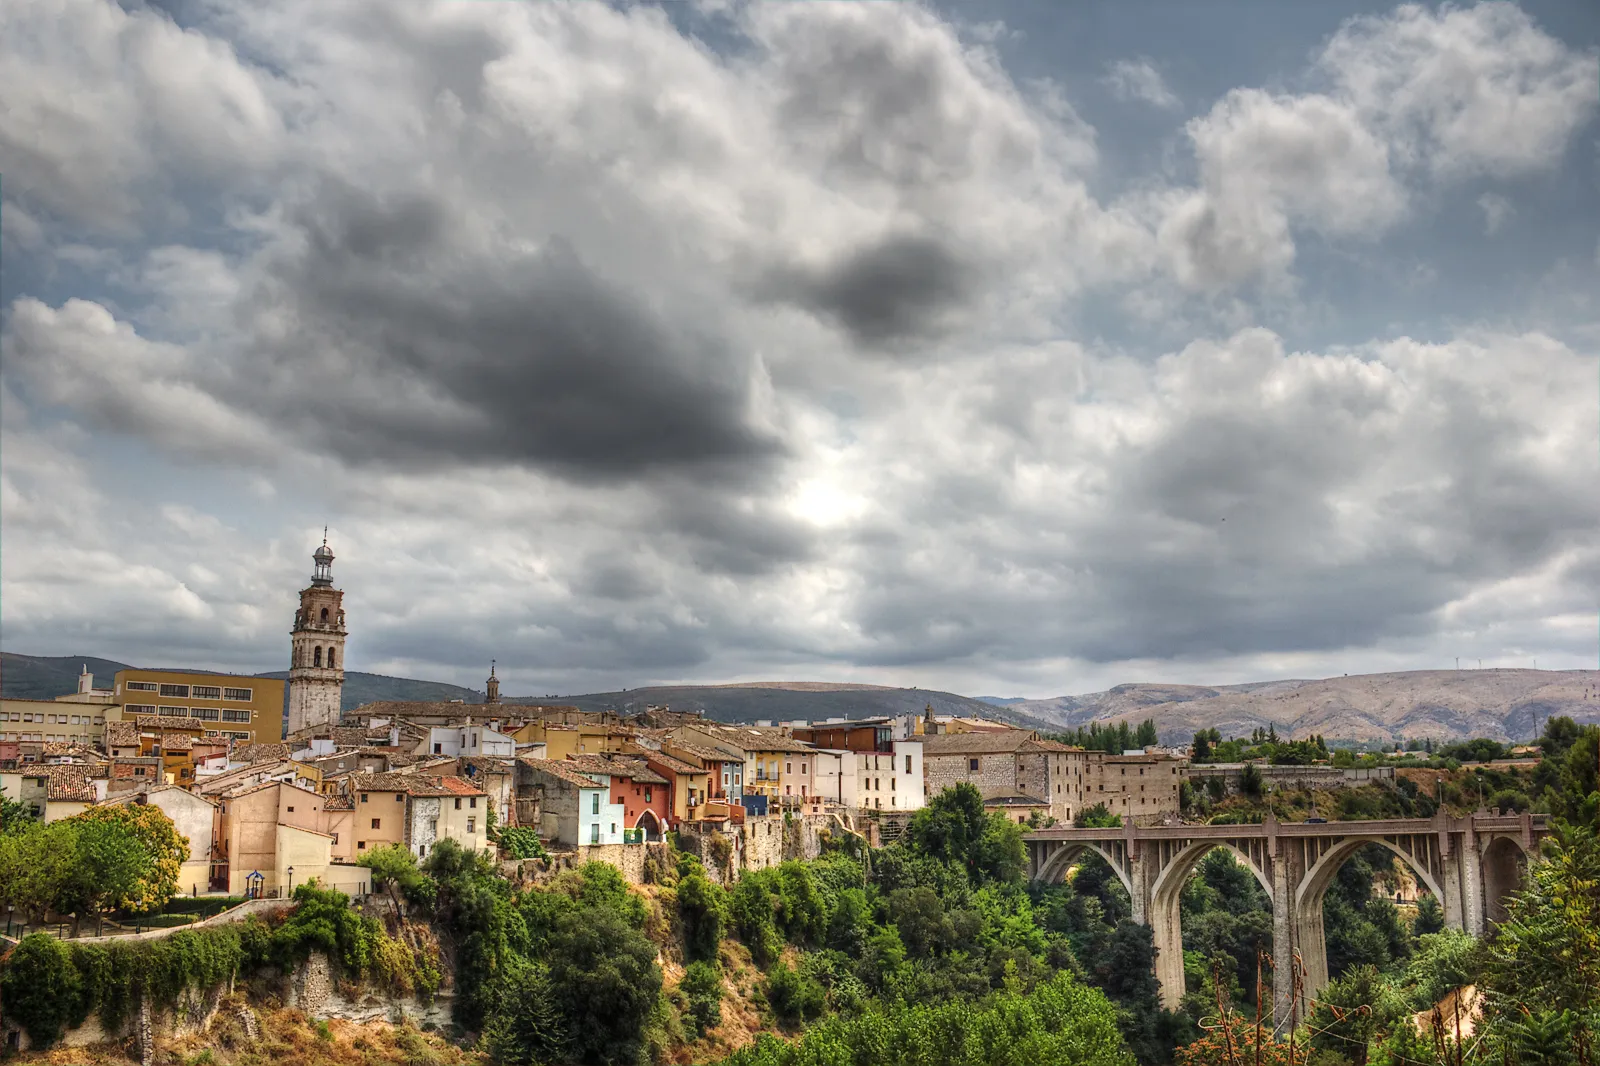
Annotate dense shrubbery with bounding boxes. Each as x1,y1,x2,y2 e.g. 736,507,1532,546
0,884,439,1049
725,972,1134,1066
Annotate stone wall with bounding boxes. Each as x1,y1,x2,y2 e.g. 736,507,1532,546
288,952,452,1029
923,752,1020,800
501,841,675,887
1185,764,1396,795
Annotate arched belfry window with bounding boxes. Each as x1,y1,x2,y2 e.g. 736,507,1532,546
314,647,323,667
320,607,329,623
327,648,336,668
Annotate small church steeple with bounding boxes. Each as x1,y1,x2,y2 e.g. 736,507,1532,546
485,660,500,704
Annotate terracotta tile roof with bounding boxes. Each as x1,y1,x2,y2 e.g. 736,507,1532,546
517,757,607,789
919,729,1039,755
323,793,355,810
637,749,704,777
567,754,669,785
42,765,97,803
457,755,513,774
348,772,419,793
689,725,816,754
664,738,741,762
437,776,487,796
234,742,291,764
106,721,140,747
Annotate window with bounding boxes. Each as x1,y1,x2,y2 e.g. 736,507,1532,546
332,833,338,845
287,806,295,813
127,681,158,692
358,841,367,850
590,823,600,844
467,817,476,833
890,776,896,790
320,607,329,622
969,758,979,771
418,845,426,857
469,797,477,809
371,818,381,829
327,648,336,668
223,687,252,701
159,684,189,698
192,685,222,699
786,762,792,774
434,743,443,754
159,705,187,717
313,647,322,667
429,819,438,834
801,763,807,774
905,754,912,773
396,793,404,802
191,707,220,720
644,788,652,803
454,798,462,810
221,709,251,722
592,793,599,815
361,793,369,803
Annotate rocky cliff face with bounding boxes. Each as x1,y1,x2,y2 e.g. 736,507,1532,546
1009,668,1600,742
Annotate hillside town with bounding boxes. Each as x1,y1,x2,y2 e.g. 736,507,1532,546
1,540,1201,897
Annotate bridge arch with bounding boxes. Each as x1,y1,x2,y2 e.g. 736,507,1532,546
1481,834,1531,925
1294,836,1445,1001
1036,842,1134,901
1298,837,1445,912
1147,842,1275,1009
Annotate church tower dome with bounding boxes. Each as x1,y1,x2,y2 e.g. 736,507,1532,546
287,531,347,735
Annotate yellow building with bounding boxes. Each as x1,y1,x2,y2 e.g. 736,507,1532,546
511,720,627,761
0,697,111,748
114,669,285,746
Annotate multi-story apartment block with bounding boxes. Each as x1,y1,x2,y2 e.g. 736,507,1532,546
114,669,285,746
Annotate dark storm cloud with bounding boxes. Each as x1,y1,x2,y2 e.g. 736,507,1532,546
236,183,783,480
763,234,977,349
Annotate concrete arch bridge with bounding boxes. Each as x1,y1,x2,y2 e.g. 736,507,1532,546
1025,811,1546,1023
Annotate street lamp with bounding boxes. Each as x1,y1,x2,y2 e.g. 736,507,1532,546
287,866,295,895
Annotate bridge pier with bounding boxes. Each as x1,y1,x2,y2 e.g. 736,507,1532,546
1026,810,1547,1029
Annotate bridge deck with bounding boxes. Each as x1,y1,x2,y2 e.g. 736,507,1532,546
1024,812,1542,842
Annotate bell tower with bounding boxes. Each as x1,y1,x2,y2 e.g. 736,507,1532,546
287,532,346,735
485,661,500,705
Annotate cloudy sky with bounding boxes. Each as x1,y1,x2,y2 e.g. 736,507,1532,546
3,0,1598,699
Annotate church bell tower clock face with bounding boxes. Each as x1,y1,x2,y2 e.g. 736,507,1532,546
287,533,346,737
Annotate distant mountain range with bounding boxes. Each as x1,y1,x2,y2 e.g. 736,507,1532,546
5,651,1597,742
509,682,1051,729
1003,670,1600,743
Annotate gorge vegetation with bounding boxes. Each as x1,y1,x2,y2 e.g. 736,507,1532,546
2,718,1597,1065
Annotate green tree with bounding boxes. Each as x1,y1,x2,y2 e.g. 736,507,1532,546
357,842,436,912
0,783,36,832
1076,803,1122,828
424,838,528,1030
1239,763,1264,798
479,957,566,1066
546,903,663,1066
1412,893,1445,936
1479,819,1600,1055
63,817,152,933
681,960,723,1037
677,871,727,962
64,804,187,913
